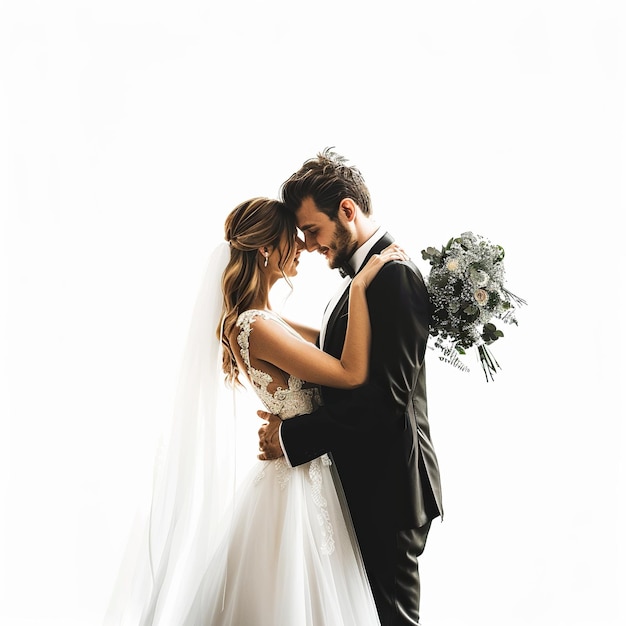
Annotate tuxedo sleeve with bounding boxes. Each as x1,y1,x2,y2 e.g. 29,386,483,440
280,261,430,467
367,260,430,411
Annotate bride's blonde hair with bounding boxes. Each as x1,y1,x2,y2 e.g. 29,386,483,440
220,197,297,385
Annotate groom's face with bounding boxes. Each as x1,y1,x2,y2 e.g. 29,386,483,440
295,197,358,270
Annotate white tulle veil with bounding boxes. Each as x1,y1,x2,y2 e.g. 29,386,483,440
104,242,252,625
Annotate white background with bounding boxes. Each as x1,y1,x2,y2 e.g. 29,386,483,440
1,1,624,625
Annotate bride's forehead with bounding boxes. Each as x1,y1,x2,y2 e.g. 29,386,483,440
279,228,300,245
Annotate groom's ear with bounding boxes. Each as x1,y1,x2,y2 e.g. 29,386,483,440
338,198,358,223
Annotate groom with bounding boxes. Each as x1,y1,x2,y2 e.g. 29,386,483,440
258,148,443,626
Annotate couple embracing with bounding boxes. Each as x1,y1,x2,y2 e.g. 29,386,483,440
106,148,443,626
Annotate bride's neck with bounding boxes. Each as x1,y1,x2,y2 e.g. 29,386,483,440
249,284,270,311
249,274,276,311
249,299,270,311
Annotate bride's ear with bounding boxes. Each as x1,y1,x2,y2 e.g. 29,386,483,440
258,246,272,266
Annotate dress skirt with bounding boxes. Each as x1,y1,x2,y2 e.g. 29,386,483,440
182,455,380,626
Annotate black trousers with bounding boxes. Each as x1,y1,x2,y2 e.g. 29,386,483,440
358,521,432,626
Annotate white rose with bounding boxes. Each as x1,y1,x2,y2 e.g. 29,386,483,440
474,289,489,306
446,258,460,272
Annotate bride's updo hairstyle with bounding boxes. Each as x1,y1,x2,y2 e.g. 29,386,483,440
220,197,297,384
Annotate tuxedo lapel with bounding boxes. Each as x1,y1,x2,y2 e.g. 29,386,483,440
323,286,351,357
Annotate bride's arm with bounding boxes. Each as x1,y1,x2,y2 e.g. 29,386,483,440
250,245,407,389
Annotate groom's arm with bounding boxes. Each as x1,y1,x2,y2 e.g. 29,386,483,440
270,386,386,465
367,259,430,411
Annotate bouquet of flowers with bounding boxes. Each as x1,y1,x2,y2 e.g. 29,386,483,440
421,232,525,381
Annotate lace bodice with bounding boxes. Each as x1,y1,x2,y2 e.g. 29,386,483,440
236,310,322,419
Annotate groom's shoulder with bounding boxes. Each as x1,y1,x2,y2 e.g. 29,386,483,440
370,258,426,295
377,231,424,276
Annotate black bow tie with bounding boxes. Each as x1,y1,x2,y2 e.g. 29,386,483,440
338,263,355,279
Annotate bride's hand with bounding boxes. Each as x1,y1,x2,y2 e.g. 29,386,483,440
352,244,409,290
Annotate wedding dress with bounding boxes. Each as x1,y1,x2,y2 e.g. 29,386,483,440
181,309,381,625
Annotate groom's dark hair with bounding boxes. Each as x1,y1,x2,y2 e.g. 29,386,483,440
280,147,372,219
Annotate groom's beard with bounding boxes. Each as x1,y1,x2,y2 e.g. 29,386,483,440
329,220,358,270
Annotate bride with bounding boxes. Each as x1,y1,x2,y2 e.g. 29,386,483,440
104,197,406,625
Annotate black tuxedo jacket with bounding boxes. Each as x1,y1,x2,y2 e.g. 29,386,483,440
281,232,443,530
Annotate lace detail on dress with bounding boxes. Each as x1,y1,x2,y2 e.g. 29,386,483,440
236,310,321,419
309,456,335,555
252,458,290,490
253,465,266,485
237,309,335,553
274,458,291,490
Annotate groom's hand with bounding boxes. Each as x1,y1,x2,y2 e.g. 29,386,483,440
257,411,284,461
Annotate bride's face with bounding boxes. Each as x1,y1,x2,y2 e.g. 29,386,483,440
274,230,304,278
